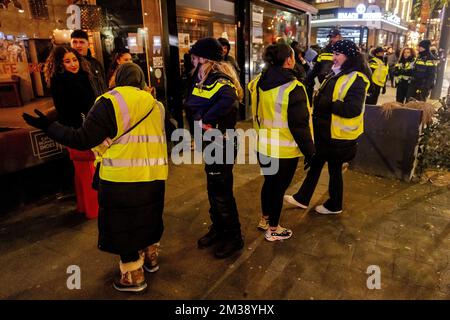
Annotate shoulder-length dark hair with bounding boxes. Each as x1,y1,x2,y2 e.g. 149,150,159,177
44,45,91,87
398,47,416,63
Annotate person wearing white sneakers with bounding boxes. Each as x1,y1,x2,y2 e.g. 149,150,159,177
248,43,315,241
284,40,370,215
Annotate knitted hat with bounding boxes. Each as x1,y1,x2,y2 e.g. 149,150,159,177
419,39,431,51
332,40,359,57
190,37,223,62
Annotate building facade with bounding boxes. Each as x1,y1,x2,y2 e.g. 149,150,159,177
310,0,413,51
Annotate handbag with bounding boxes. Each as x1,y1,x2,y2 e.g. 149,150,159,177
92,102,156,190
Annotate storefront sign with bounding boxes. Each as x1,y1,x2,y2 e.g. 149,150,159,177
337,5,382,20
66,5,81,30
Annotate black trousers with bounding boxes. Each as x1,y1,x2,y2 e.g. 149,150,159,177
258,154,299,227
120,252,140,263
365,85,381,105
396,80,409,103
293,153,346,212
205,161,241,237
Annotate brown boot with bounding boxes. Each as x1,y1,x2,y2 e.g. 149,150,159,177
113,256,147,293
142,242,160,273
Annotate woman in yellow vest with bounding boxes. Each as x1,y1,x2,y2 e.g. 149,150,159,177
248,43,315,241
366,47,388,105
284,40,370,215
23,63,168,293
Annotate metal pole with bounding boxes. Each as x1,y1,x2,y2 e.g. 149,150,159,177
431,4,450,99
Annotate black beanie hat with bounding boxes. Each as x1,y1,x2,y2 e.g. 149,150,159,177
190,37,223,62
419,39,431,51
71,29,89,40
371,46,385,56
332,40,359,57
217,37,231,51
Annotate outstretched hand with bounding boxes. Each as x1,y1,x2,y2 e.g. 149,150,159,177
22,109,51,131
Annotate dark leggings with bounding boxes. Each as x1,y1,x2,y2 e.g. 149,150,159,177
396,80,409,103
293,154,344,212
259,154,299,227
120,252,140,263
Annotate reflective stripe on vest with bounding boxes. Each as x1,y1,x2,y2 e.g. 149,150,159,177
248,76,313,158
370,57,388,87
331,71,370,140
192,79,236,99
395,62,412,82
92,86,168,183
317,52,333,62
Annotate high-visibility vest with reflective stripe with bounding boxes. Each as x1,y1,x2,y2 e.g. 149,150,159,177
248,75,313,159
92,86,168,183
192,78,236,99
395,61,412,83
369,57,388,87
317,52,333,62
329,71,370,140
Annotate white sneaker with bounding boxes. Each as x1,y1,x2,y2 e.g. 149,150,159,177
315,205,342,215
283,195,308,209
265,227,293,242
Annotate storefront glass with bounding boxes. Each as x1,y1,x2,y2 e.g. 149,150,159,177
316,27,368,48
250,0,308,78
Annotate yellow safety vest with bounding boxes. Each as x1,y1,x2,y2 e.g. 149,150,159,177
92,86,168,183
316,52,333,62
192,78,236,99
248,75,313,159
369,57,388,87
328,71,370,140
395,61,412,83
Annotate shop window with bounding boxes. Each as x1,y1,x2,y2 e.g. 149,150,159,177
28,0,49,20
251,2,308,77
212,22,236,58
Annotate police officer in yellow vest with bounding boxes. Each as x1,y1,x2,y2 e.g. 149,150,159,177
185,38,245,258
23,63,168,293
366,47,389,105
249,43,315,242
306,28,342,101
284,40,370,215
394,47,416,103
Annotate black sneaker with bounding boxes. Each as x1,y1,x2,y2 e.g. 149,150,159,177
214,236,244,259
197,227,219,248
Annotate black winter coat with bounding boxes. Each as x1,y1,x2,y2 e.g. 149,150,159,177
46,91,165,254
184,70,239,132
50,70,96,128
312,67,368,161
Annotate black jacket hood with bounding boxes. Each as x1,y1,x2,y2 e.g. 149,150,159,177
258,66,297,91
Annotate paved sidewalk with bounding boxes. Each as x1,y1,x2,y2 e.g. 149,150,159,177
0,121,449,300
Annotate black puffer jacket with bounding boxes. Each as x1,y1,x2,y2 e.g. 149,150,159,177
257,66,315,158
312,67,368,159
